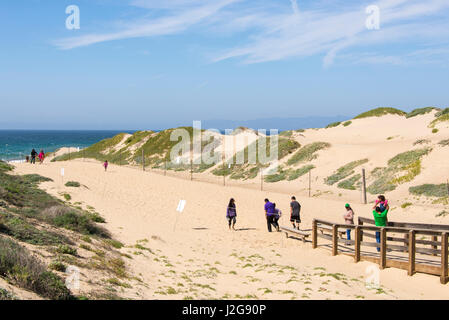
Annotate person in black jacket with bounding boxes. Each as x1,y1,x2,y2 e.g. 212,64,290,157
30,149,37,164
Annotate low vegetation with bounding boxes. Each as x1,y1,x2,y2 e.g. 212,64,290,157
367,148,431,194
439,139,449,147
409,184,448,198
264,165,314,183
0,236,72,300
65,181,80,188
354,107,406,119
287,142,331,166
325,159,368,186
337,174,361,190
406,107,439,118
343,121,352,127
326,122,341,128
413,139,430,146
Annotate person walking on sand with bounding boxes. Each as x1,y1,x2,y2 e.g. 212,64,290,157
264,199,279,232
226,198,237,230
373,206,388,252
103,160,109,172
30,149,37,164
273,203,282,224
343,204,354,241
290,196,301,230
38,149,45,164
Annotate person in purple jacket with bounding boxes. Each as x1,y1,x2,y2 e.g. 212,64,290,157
226,198,237,230
264,198,279,232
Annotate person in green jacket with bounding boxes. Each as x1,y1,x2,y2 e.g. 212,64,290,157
373,206,388,252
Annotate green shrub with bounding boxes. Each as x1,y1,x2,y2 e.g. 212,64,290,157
63,193,71,201
65,181,80,188
0,287,17,300
0,236,72,300
406,107,439,118
435,108,449,118
104,239,124,249
49,260,67,272
57,244,77,256
0,161,13,173
413,139,430,145
401,202,412,209
409,184,448,198
325,159,368,185
287,142,331,166
354,107,406,119
287,165,314,181
326,122,341,128
439,139,449,147
367,148,431,194
343,121,352,127
337,174,361,190
432,128,439,133
1,214,70,246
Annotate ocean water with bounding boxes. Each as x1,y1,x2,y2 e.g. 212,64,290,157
0,130,134,162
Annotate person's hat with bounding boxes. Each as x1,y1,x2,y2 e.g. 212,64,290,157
345,203,350,208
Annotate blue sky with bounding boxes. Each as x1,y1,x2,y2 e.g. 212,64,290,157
0,0,448,130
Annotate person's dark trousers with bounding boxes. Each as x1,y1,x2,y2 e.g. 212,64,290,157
346,229,351,240
375,231,381,252
31,157,35,164
267,216,278,232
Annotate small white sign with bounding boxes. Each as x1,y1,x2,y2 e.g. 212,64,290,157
176,156,181,164
61,168,65,176
228,164,231,169
176,200,186,213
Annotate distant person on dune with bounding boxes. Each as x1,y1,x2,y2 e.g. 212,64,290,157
373,206,388,252
30,149,37,164
38,149,45,164
290,196,301,230
343,203,354,241
264,198,279,232
103,160,108,172
226,198,237,231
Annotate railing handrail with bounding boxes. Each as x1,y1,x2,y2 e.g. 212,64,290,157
358,216,449,232
314,218,448,236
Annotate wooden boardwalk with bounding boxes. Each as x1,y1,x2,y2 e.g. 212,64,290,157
310,218,449,284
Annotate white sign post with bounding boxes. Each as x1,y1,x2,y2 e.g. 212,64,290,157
173,200,186,231
61,168,65,185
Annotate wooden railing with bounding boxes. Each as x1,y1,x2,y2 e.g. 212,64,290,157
312,219,449,284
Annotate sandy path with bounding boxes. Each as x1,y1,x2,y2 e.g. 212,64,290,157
13,160,449,299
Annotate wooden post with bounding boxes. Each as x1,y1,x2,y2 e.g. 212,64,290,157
432,235,438,256
260,169,263,191
362,168,367,204
358,217,364,242
222,160,226,186
380,228,387,270
142,149,145,171
354,226,361,263
190,159,193,181
308,170,311,197
404,233,409,253
408,230,416,276
332,225,338,256
312,220,317,249
441,232,448,284
164,161,167,176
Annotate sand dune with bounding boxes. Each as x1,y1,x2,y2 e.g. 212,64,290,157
13,154,449,299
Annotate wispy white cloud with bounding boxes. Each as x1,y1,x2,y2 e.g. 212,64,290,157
53,0,449,67
53,0,240,50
